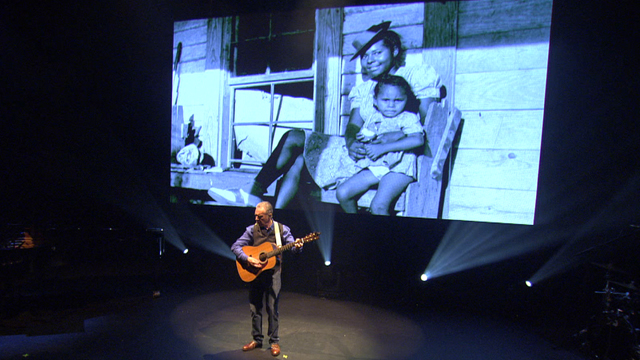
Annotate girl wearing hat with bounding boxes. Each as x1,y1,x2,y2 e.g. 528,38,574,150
208,22,441,212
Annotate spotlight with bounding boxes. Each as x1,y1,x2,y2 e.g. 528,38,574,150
324,260,331,266
420,273,428,282
183,248,189,254
525,280,533,287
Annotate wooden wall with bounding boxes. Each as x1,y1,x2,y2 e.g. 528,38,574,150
172,18,227,165
449,0,552,224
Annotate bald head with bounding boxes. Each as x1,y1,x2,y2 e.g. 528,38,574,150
256,201,273,215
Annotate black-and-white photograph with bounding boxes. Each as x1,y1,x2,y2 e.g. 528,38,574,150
170,1,552,225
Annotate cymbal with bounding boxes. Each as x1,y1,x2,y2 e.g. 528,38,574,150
591,262,629,274
610,280,639,291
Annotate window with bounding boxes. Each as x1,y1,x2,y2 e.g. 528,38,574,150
231,10,315,75
227,10,316,169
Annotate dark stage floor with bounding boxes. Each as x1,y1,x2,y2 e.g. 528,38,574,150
0,260,600,360
1,289,591,360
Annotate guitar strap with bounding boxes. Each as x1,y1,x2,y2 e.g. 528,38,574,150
273,221,282,247
274,221,283,269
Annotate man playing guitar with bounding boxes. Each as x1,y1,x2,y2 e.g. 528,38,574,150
230,201,303,357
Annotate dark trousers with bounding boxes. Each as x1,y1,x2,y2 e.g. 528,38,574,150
249,265,281,344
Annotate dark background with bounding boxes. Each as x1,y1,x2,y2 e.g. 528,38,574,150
1,0,639,339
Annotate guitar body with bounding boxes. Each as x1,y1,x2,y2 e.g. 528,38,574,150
236,242,277,282
235,232,320,282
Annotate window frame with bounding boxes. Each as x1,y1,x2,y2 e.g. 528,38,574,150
224,11,317,169
214,8,343,170
227,71,315,168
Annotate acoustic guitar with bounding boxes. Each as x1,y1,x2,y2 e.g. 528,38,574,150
236,232,320,282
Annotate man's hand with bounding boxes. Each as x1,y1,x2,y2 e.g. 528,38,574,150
247,256,264,268
294,238,304,248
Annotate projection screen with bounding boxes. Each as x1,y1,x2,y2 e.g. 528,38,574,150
170,1,553,225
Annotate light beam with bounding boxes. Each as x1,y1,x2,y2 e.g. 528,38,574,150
424,221,571,281
301,201,335,264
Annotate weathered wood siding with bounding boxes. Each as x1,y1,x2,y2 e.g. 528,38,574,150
315,8,344,135
449,0,552,224
172,18,227,164
173,20,208,73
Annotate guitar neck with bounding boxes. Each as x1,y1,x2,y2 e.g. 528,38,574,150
265,241,297,259
261,232,319,261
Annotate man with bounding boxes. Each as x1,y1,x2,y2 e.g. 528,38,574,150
231,201,302,356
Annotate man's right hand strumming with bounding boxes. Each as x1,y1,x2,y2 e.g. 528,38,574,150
247,257,264,268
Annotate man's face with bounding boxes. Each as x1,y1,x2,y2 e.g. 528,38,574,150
374,84,407,118
360,40,396,79
254,206,272,228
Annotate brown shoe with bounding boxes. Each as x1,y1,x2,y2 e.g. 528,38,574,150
270,343,280,356
242,341,262,351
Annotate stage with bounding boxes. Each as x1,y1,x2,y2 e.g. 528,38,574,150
0,251,595,360
1,291,589,360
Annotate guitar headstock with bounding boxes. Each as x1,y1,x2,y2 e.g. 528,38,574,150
296,232,320,244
